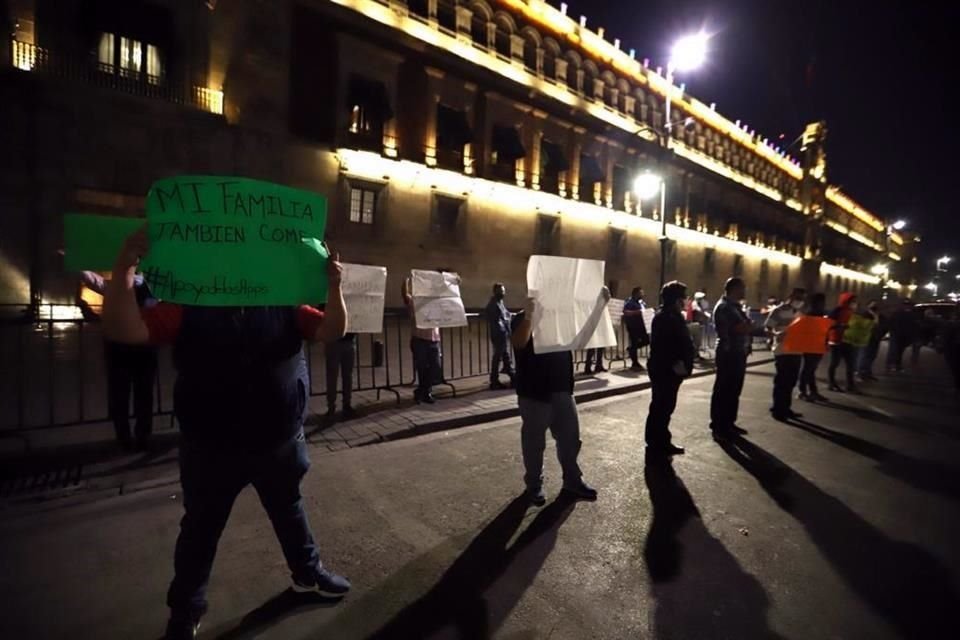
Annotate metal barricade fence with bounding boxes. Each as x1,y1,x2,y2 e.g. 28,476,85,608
0,304,645,434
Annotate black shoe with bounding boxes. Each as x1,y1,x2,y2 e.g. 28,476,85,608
326,405,336,417
562,479,598,501
526,486,547,507
771,413,790,422
828,384,844,393
712,429,732,443
847,386,862,395
583,367,594,375
421,393,436,404
811,393,828,402
797,391,810,401
164,616,199,640
729,425,749,435
341,406,358,421
490,381,507,390
647,443,685,457
292,566,352,598
630,363,645,371
786,410,803,419
595,365,607,373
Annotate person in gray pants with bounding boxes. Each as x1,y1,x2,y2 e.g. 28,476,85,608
510,290,608,506
325,333,357,420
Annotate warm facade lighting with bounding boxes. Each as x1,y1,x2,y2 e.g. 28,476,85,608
195,87,224,115
336,148,803,267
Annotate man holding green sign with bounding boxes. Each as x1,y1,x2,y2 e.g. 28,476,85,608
96,177,350,640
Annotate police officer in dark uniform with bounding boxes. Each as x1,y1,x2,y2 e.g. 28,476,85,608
103,229,352,640
645,281,695,457
710,277,753,439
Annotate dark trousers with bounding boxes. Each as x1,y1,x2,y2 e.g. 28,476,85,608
828,343,857,388
710,350,747,430
627,328,645,366
645,371,682,447
799,353,823,396
886,334,919,371
104,341,157,445
489,335,514,384
325,338,356,409
167,432,320,620
858,337,881,375
411,338,442,397
772,355,802,415
585,348,605,372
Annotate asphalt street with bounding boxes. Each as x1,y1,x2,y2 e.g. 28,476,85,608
2,352,959,640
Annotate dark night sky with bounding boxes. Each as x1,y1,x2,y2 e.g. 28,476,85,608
562,0,958,271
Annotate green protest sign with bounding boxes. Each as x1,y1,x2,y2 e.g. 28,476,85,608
139,176,329,305
64,214,144,272
63,177,329,305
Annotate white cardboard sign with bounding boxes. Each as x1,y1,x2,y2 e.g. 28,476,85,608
411,270,468,329
526,255,617,353
341,263,387,333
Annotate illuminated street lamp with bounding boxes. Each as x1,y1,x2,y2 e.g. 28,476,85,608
925,282,938,297
891,219,907,231
664,32,709,139
936,256,952,272
633,172,669,291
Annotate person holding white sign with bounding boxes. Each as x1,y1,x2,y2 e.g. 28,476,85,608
645,281,696,458
402,274,442,404
510,288,610,506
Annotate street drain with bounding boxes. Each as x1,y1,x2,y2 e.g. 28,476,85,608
1,464,84,499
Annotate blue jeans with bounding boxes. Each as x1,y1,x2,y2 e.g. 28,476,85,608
167,431,320,619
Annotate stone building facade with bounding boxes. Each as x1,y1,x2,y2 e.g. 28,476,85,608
0,0,911,312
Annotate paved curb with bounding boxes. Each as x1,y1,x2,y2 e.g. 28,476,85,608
370,357,775,447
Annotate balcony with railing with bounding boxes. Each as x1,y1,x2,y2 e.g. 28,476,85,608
8,39,223,115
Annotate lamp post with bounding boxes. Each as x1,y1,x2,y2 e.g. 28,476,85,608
633,172,667,290
664,32,708,145
632,32,708,294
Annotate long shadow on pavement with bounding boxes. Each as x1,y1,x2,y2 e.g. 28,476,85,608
643,456,784,639
363,494,576,639
211,589,344,639
787,418,960,502
717,436,960,638
818,398,960,442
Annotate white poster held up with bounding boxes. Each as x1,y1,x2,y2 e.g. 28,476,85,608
526,255,617,354
608,299,624,326
341,263,387,333
411,270,468,329
641,308,656,335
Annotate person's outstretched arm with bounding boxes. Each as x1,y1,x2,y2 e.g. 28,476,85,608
314,252,346,343
103,228,150,344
